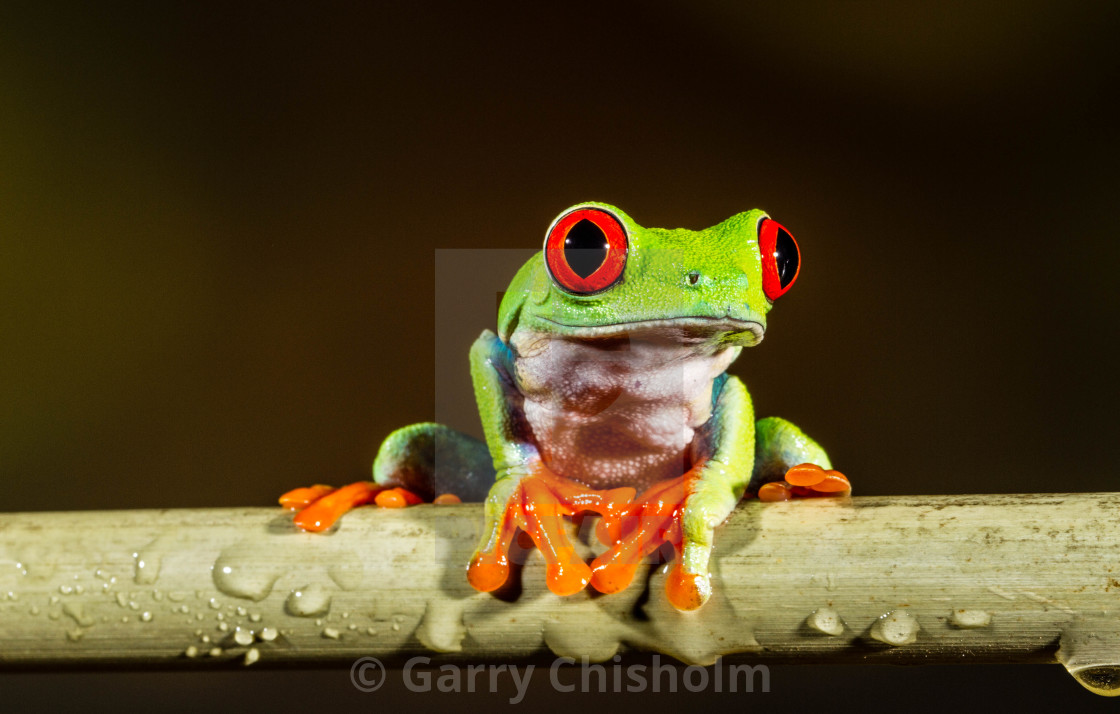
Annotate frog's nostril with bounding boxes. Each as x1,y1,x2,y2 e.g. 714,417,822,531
687,271,701,286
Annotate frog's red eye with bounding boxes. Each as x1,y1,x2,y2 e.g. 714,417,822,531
544,207,628,294
758,218,800,300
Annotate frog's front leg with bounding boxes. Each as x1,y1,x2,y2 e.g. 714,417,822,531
589,374,753,610
465,330,634,597
590,404,850,609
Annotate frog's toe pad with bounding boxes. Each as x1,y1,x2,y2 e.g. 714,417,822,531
547,561,593,596
373,487,423,508
757,482,794,501
467,553,510,593
665,565,711,611
589,561,640,594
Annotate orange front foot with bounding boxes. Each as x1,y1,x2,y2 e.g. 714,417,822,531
756,463,851,502
467,464,634,597
280,482,432,532
588,471,694,606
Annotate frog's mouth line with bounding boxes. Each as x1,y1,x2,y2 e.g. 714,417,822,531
537,316,765,344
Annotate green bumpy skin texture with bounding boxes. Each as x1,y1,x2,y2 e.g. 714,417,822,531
373,202,837,608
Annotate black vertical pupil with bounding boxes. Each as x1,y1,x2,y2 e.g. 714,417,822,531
775,227,799,287
564,219,608,279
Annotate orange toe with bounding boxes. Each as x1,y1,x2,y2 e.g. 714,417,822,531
812,471,851,493
293,482,381,532
374,489,407,508
520,478,591,596
373,486,424,508
279,484,335,510
758,482,793,502
785,463,827,486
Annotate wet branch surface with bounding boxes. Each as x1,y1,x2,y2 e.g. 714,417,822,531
1,494,1118,694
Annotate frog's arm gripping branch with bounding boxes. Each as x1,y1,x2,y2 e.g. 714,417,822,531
1,494,1119,698
466,330,586,593
672,374,755,606
467,329,535,567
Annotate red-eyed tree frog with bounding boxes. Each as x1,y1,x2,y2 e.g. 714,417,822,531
282,202,848,611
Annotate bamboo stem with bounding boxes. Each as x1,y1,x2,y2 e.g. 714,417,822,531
1,494,1118,694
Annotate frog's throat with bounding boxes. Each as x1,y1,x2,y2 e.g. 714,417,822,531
534,315,764,345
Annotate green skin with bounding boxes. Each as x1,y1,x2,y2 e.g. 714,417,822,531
373,202,832,603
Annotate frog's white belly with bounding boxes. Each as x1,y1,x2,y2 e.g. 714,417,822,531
510,331,740,490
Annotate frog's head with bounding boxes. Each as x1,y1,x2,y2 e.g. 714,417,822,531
499,202,801,347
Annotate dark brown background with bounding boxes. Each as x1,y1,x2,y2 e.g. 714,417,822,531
2,1,1119,711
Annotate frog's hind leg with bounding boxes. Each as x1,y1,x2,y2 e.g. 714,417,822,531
747,416,850,502
282,423,495,532
373,422,494,502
